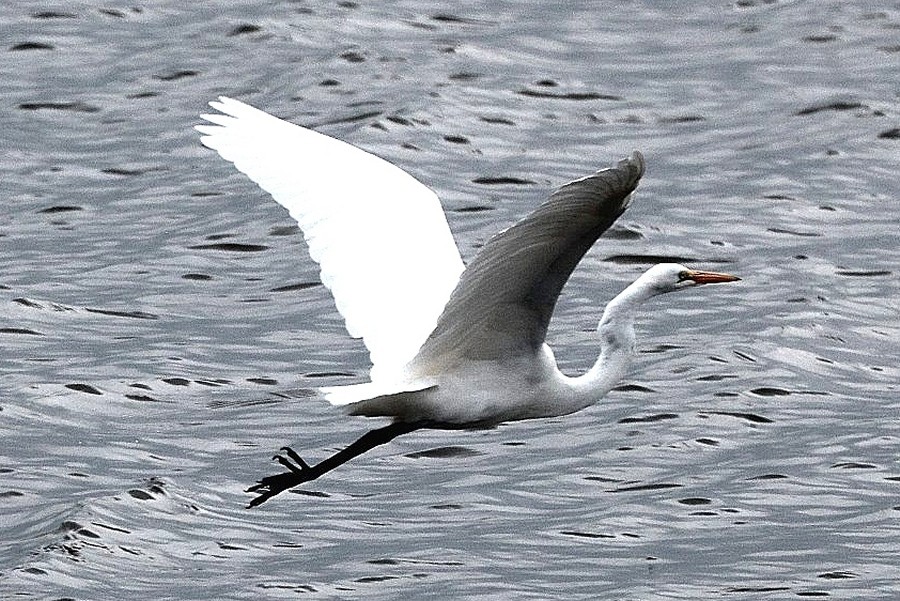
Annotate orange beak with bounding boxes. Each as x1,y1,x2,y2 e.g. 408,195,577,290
685,270,741,285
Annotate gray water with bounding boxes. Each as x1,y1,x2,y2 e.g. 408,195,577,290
2,1,898,599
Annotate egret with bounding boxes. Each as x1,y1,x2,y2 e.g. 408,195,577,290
196,97,739,507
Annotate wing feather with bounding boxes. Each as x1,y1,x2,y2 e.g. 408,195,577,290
196,97,465,379
409,152,645,370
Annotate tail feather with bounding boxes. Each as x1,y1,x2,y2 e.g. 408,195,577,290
320,380,435,407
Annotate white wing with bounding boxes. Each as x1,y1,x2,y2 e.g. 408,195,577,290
196,97,465,379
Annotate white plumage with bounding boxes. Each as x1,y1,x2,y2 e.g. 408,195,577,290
196,97,739,507
197,97,464,381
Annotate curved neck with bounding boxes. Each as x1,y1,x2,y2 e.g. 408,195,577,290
567,275,657,407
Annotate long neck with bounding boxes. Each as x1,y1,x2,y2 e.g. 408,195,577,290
567,276,657,406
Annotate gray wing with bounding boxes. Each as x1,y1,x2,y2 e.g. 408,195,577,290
409,151,645,370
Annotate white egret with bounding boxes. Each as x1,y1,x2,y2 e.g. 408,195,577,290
196,97,739,507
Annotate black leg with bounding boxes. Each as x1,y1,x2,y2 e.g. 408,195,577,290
246,420,426,508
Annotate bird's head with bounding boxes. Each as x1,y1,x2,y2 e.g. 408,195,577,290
642,263,741,296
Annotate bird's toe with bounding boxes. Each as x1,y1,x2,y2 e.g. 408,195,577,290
279,446,310,470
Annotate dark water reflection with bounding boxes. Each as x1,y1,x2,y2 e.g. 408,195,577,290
2,0,898,599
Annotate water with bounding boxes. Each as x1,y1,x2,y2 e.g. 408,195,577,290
2,0,898,598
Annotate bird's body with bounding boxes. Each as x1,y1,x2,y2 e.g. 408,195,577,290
343,344,572,425
196,97,739,506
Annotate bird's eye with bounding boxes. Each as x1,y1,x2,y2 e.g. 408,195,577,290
677,270,691,282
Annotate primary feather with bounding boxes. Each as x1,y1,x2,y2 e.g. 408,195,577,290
196,97,464,380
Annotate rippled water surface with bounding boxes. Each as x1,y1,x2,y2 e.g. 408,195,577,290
2,0,898,599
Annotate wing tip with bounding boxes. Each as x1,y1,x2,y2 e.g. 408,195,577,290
611,150,645,184
623,150,645,179
616,151,645,212
196,96,271,144
560,150,646,196
198,96,259,126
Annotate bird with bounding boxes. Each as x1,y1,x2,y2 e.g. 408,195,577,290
195,97,740,507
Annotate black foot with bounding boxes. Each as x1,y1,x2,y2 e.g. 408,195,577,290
245,446,315,508
244,422,426,508
275,446,310,472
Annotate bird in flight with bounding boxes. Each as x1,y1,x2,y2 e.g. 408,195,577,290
196,97,739,507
